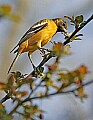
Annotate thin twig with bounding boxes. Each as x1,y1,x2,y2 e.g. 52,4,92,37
9,79,93,115
25,51,55,78
63,14,93,45
30,79,93,100
1,94,10,103
28,79,44,97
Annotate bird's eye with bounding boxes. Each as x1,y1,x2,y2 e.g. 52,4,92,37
62,23,66,27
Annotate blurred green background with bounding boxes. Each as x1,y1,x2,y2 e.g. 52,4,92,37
0,0,93,120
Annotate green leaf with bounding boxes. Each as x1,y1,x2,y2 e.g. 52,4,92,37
64,15,75,23
80,21,86,27
0,103,12,120
0,5,12,15
6,14,21,22
52,85,59,90
0,83,6,90
75,15,84,24
0,5,20,22
65,32,83,41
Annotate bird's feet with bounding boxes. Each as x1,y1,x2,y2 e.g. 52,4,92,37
39,48,51,57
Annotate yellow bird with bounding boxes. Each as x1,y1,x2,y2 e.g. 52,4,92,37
8,18,68,73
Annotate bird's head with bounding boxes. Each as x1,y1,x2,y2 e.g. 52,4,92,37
53,18,68,34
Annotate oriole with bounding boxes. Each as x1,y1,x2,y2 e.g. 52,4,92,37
8,18,68,73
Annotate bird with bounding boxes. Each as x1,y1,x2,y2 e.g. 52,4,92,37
8,18,68,74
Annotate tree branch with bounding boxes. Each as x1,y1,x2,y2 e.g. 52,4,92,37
63,14,93,45
28,51,56,76
30,79,93,100
0,93,10,103
8,79,93,115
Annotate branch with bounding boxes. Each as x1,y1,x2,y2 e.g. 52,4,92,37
27,51,56,76
30,79,93,100
0,94,10,103
63,14,93,45
28,79,44,97
1,53,55,104
9,79,93,115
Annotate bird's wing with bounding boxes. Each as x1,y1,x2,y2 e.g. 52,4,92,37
10,20,48,53
18,21,48,45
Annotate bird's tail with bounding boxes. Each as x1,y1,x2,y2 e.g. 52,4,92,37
7,52,20,74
